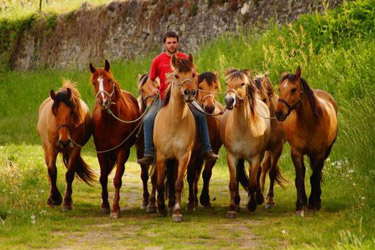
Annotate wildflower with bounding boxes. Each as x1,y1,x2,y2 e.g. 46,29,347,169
281,230,286,235
39,210,46,215
348,169,354,174
353,183,356,186
31,215,35,220
40,190,45,193
361,196,365,200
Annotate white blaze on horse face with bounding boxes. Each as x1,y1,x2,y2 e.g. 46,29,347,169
98,76,106,102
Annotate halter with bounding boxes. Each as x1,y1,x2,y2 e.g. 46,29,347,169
57,124,70,131
175,77,195,89
277,86,303,116
95,83,116,109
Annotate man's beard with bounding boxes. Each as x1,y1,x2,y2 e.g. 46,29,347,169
167,47,177,54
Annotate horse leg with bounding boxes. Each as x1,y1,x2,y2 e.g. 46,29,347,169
200,157,213,208
167,161,177,213
156,155,167,216
226,152,238,219
291,148,307,216
173,153,191,222
309,155,325,211
136,142,149,210
98,153,110,214
248,156,261,211
111,148,129,219
187,158,196,212
62,149,80,211
260,151,271,197
147,167,157,213
45,146,62,206
266,146,283,208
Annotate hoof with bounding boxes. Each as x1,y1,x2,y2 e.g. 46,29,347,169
295,210,304,217
265,202,275,209
110,211,120,219
47,195,62,206
200,194,210,207
146,205,157,213
140,203,147,210
187,204,196,212
158,209,167,217
172,214,183,223
101,207,110,214
203,203,212,209
62,204,72,212
235,206,240,212
256,194,264,205
247,201,257,212
226,211,237,219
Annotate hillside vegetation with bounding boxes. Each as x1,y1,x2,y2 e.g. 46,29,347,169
1,0,375,249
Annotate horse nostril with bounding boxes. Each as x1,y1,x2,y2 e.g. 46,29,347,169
191,90,196,96
225,96,234,106
184,89,189,96
205,105,215,114
59,140,70,148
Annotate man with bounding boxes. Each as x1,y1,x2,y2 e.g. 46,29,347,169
137,31,219,165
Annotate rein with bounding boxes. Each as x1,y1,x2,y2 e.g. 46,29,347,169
277,88,304,118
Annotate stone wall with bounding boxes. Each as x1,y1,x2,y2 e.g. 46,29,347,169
9,0,343,70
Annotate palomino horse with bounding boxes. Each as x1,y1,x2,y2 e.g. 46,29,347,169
37,80,94,211
220,69,270,218
90,60,148,218
254,74,287,208
187,71,224,210
275,67,338,216
154,54,198,222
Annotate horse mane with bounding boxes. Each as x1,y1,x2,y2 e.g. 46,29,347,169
225,69,257,116
52,79,84,126
163,56,195,107
281,74,322,120
198,72,217,86
255,74,275,100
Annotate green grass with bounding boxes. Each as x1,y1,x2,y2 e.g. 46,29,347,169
0,0,114,20
1,0,375,248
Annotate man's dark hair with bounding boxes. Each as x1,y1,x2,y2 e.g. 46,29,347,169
163,31,179,43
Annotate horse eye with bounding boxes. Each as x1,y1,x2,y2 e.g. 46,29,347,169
192,73,196,77
291,88,297,94
263,99,267,102
215,86,218,90
108,79,111,83
174,74,179,79
225,82,228,86
241,82,245,86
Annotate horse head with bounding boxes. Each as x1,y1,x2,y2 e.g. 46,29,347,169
197,71,220,114
138,73,160,108
170,54,197,103
276,67,304,121
89,59,120,110
50,84,82,149
224,69,256,112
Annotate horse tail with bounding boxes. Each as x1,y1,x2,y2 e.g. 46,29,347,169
236,159,249,192
62,153,96,186
274,164,287,189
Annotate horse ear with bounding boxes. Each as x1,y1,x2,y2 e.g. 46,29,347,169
66,88,72,100
295,66,301,79
171,55,177,67
138,74,143,81
188,54,193,63
104,59,110,72
214,71,219,78
50,89,56,100
280,71,288,81
89,63,96,73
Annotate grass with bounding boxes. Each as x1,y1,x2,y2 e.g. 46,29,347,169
0,0,115,20
1,0,375,248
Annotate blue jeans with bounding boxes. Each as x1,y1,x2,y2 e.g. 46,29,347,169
143,99,212,156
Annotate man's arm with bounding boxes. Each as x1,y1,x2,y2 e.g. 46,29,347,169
149,57,158,81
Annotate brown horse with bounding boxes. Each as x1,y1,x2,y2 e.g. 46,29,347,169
220,69,270,218
153,54,198,222
187,71,224,210
254,74,287,208
275,67,338,216
37,80,95,211
90,60,147,218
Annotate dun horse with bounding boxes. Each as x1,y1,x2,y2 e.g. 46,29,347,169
275,67,338,216
90,60,148,218
154,55,198,222
187,71,224,210
254,74,287,208
220,69,270,218
37,80,94,211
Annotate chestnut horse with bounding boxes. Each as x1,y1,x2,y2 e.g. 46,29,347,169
37,80,94,211
220,69,270,218
90,60,148,218
154,54,198,222
187,71,224,210
254,74,287,208
275,67,338,216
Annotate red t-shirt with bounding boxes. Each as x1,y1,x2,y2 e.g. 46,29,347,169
149,52,188,100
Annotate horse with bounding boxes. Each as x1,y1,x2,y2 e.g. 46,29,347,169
37,80,95,211
187,71,224,210
275,67,338,216
254,74,287,208
153,54,198,222
220,69,271,218
89,59,148,218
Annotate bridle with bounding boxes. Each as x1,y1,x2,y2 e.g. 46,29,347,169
277,83,304,117
95,83,116,109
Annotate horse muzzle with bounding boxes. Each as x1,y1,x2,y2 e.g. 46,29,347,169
275,110,287,121
224,95,236,110
59,139,71,149
183,89,197,103
204,104,215,114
